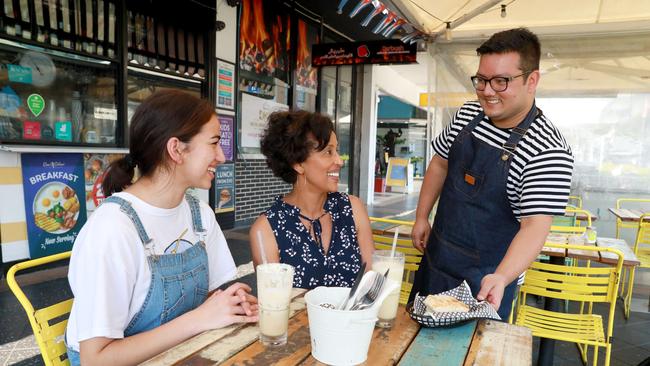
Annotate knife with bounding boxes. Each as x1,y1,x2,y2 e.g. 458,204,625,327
340,261,366,310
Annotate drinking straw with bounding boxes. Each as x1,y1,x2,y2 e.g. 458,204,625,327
390,228,399,258
256,230,268,265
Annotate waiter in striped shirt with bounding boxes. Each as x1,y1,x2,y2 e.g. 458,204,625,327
410,28,574,319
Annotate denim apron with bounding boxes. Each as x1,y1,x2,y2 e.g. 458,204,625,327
67,194,209,365
410,104,539,320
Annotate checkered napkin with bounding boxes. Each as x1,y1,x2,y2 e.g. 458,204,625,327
407,281,501,327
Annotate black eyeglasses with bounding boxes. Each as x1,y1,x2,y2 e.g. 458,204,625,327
470,72,529,92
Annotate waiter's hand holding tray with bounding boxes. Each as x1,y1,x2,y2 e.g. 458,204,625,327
407,280,501,327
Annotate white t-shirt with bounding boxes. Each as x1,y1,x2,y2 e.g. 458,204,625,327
66,192,236,351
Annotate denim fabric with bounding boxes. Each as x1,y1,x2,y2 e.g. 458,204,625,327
411,105,539,320
67,193,209,365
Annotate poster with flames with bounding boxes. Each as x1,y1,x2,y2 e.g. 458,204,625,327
293,19,319,112
239,0,290,99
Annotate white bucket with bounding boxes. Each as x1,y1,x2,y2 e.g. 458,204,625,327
304,287,378,365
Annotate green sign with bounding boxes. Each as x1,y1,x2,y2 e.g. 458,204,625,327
55,121,72,141
27,94,45,117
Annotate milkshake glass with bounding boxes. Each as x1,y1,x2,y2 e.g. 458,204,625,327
256,263,294,346
372,250,405,328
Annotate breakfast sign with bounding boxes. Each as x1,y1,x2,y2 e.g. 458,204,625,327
311,39,417,67
21,153,87,258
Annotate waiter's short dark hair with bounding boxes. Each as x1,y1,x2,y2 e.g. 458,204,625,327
260,110,334,184
476,27,541,73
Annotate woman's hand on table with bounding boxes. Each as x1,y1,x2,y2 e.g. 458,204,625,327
193,282,259,331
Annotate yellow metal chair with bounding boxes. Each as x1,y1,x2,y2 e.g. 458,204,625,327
621,213,650,319
615,198,650,239
369,217,422,304
568,195,583,209
6,251,73,366
516,243,624,366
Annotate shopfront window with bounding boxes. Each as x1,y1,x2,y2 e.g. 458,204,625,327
126,70,201,142
0,39,117,145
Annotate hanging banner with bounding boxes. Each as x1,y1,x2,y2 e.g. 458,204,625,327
312,39,417,66
218,115,234,161
214,163,235,214
241,93,288,148
21,153,88,258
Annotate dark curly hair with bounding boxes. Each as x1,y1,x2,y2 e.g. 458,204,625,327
476,27,541,74
260,110,335,184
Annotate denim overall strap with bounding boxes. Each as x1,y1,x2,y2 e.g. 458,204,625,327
103,195,153,248
411,104,539,319
185,193,205,234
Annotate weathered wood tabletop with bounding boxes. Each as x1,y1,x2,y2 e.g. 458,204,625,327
142,290,532,365
541,235,640,267
609,208,647,222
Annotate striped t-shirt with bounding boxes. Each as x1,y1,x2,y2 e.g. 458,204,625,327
433,101,574,219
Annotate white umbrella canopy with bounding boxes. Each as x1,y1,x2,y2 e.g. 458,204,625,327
383,0,650,96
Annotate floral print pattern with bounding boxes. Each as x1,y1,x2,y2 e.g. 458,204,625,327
265,192,362,289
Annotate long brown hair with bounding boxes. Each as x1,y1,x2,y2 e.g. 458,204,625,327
102,90,215,196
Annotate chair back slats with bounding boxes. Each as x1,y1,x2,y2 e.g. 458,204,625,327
369,217,421,305
6,252,73,366
530,261,611,275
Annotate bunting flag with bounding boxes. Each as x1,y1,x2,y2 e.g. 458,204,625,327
339,0,427,45
349,0,373,18
382,18,407,37
336,0,350,14
372,10,397,34
361,2,386,27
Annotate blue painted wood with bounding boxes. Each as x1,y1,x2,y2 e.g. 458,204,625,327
398,320,478,366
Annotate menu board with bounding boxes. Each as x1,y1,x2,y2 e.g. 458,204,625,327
21,153,87,258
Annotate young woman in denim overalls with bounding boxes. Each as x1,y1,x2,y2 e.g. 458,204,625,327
65,91,258,365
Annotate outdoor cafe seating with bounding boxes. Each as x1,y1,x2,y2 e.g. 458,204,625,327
6,251,73,366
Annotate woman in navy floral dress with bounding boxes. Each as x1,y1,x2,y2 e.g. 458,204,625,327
250,111,374,288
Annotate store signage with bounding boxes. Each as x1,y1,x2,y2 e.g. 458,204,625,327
8,64,32,84
27,94,45,117
23,121,41,139
214,163,235,214
55,121,73,141
218,115,234,161
241,93,288,148
312,39,417,66
21,153,88,259
83,153,124,214
386,157,409,187
217,60,236,110
94,107,118,120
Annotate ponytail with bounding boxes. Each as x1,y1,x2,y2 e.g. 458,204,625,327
102,155,136,196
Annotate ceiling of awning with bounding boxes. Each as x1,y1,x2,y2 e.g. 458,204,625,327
382,0,650,98
390,0,650,40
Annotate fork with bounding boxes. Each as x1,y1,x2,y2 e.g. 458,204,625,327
351,269,389,310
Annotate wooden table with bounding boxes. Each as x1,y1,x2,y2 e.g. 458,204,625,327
143,291,532,365
541,235,640,267
609,208,647,222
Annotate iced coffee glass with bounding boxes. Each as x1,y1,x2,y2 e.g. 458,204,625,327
372,250,405,328
256,263,294,346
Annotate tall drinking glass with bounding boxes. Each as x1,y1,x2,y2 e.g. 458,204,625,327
256,263,294,346
372,250,405,328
